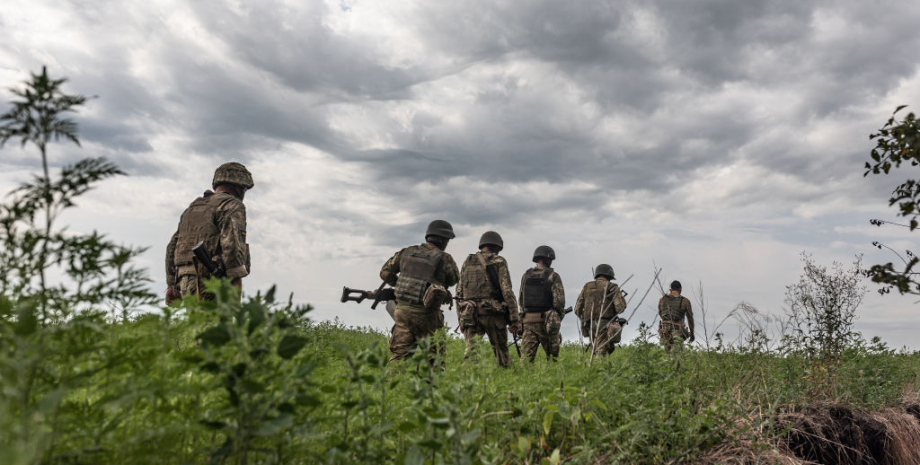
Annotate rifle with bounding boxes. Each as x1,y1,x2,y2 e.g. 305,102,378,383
563,306,573,315
192,241,224,277
510,331,521,358
341,282,397,318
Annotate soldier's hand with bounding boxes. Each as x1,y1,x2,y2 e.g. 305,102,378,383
508,321,521,336
165,287,180,305
688,335,695,343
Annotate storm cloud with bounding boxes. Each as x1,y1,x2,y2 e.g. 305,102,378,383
2,0,919,347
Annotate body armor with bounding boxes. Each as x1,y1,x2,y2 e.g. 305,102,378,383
173,192,229,279
460,253,493,300
395,245,444,305
659,295,685,322
522,268,553,311
582,280,620,320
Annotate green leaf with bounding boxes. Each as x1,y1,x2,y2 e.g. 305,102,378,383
200,420,227,430
418,439,441,450
247,304,265,335
253,413,293,437
404,445,424,465
277,335,308,359
200,362,221,373
0,295,13,317
398,421,417,433
296,395,321,407
14,302,38,336
543,411,554,435
198,325,231,346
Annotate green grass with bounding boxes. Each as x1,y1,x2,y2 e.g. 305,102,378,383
3,305,919,465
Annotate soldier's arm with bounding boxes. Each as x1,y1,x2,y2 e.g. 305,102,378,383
456,257,468,299
658,296,665,316
217,199,250,282
379,250,402,286
439,253,460,288
495,258,519,322
518,273,526,311
551,273,565,312
684,298,695,335
166,230,179,288
613,284,627,314
574,286,586,319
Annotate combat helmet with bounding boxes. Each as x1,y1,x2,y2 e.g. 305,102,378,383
532,245,555,263
479,231,503,250
425,220,456,239
213,162,254,190
594,264,615,280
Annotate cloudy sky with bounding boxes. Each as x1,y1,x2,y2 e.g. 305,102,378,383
2,0,919,348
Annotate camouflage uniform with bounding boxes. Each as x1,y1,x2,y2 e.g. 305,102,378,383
166,190,250,299
658,294,694,354
380,243,459,362
456,251,520,367
574,277,627,356
518,267,565,362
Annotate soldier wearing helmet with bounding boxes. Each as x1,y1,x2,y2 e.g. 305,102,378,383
165,162,254,303
379,220,460,363
574,264,627,356
658,280,695,357
518,245,565,362
456,231,521,368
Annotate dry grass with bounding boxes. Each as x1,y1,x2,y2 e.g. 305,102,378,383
695,401,920,465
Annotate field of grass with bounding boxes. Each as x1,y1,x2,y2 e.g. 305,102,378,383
3,285,919,465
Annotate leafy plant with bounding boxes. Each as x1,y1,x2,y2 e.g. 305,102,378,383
185,281,316,465
864,105,920,295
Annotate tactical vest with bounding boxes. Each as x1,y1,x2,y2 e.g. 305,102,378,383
395,245,444,306
522,268,554,311
659,295,685,322
583,279,618,320
459,253,493,300
173,192,230,279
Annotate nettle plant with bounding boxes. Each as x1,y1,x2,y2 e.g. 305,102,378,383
183,281,317,465
0,68,156,464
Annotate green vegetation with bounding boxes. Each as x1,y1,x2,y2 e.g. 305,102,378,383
2,296,918,464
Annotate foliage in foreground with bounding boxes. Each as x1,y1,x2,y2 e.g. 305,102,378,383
2,289,918,465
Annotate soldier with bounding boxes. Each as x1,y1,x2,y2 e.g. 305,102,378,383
165,162,253,304
658,280,695,356
518,246,565,362
574,264,627,356
380,220,460,363
456,231,521,368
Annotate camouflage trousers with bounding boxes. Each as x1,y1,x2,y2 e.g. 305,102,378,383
659,321,689,355
588,318,622,356
389,307,445,363
521,312,560,362
462,313,513,368
178,275,215,301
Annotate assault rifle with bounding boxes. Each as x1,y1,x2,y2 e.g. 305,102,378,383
192,241,224,277
341,282,397,319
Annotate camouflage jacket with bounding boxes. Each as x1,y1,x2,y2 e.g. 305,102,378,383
518,266,564,315
457,251,520,322
574,277,626,321
658,293,694,327
166,190,250,287
380,243,459,312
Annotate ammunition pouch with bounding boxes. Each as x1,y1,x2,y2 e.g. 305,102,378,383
422,283,450,311
457,300,477,329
